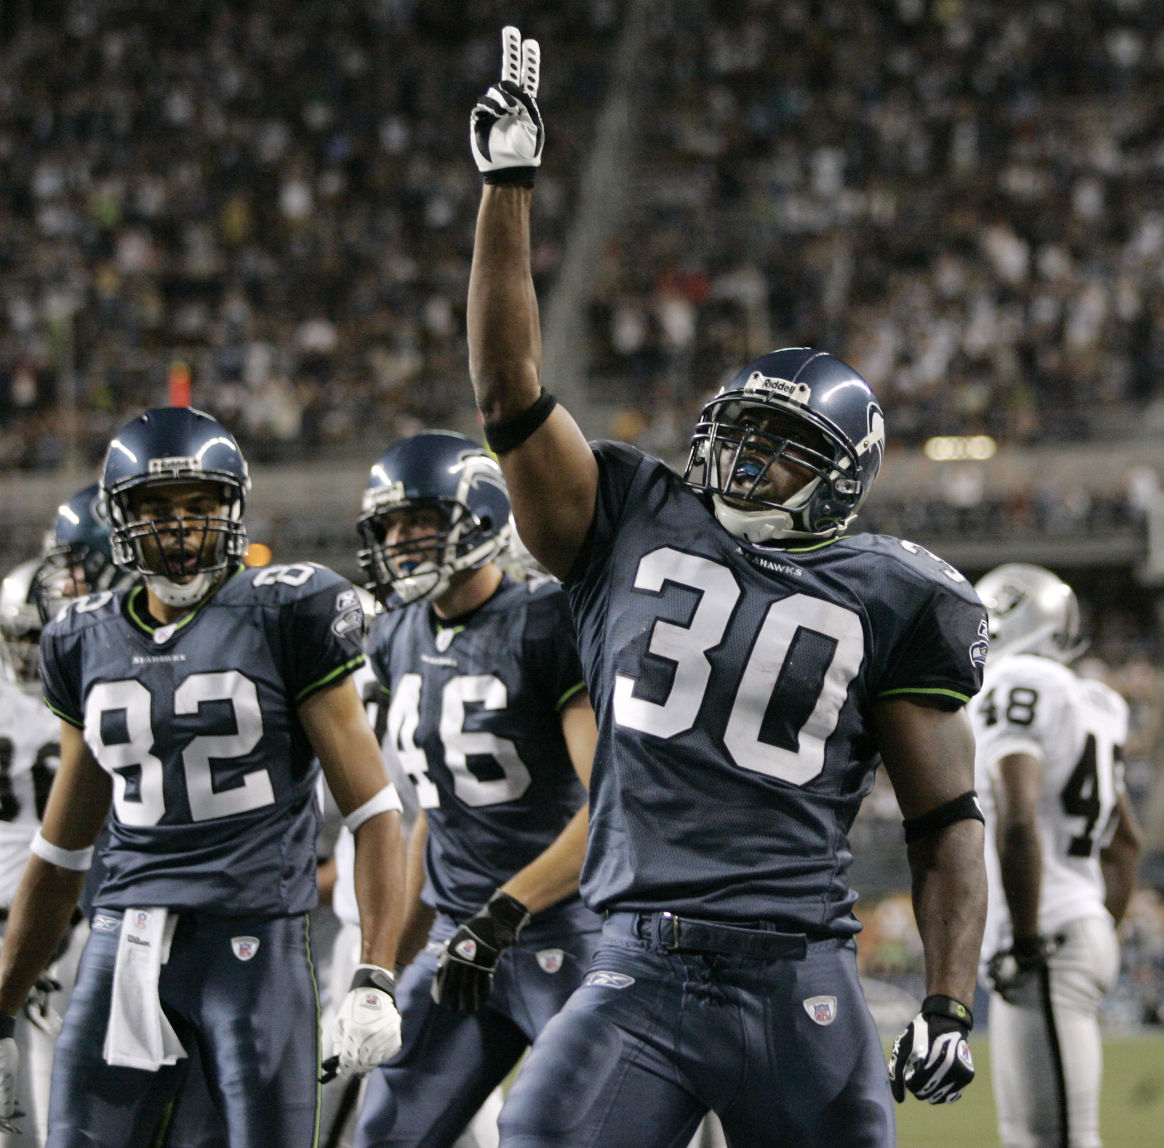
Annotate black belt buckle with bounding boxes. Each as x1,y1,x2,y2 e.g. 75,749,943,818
657,911,681,950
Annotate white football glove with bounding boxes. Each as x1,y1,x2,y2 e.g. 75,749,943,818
0,1027,19,1121
888,996,975,1105
329,965,402,1079
470,25,543,185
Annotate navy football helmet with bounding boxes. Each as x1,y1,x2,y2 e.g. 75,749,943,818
684,347,885,543
33,482,127,623
357,431,511,609
974,564,1085,664
102,407,250,608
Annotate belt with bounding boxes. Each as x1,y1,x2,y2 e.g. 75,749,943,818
633,911,820,960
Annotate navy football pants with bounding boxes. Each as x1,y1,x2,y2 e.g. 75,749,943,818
498,912,896,1148
48,911,319,1148
354,909,601,1148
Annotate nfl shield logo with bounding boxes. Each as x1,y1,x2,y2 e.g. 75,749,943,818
231,936,260,961
536,949,564,974
454,937,478,961
803,995,838,1026
135,911,150,930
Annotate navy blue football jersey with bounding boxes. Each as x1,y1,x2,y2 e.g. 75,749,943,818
39,562,366,915
365,575,589,920
566,442,988,932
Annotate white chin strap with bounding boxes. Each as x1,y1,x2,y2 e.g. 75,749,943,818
145,570,219,609
714,494,841,544
392,564,450,605
712,498,796,543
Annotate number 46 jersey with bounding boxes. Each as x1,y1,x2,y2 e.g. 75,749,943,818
970,652,1128,962
39,563,367,916
565,442,988,932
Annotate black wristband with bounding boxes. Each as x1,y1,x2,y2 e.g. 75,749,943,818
487,891,531,936
349,965,396,1000
1012,935,1044,958
0,1015,14,1039
483,390,558,455
921,994,973,1031
484,166,537,188
902,790,984,843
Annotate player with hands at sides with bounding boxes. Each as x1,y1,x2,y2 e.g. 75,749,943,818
970,564,1143,1148
462,26,988,1147
347,430,601,1148
0,559,70,1147
0,483,139,1147
0,407,407,1148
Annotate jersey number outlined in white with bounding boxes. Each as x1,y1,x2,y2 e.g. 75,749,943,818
613,548,864,786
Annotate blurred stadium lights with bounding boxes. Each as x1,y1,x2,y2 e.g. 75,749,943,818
923,435,998,462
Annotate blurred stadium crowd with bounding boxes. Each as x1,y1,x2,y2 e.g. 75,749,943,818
0,0,1162,470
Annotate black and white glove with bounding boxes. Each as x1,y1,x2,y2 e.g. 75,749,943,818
326,964,402,1080
432,891,531,1012
888,995,975,1105
0,1015,20,1127
470,25,543,186
986,934,1057,1004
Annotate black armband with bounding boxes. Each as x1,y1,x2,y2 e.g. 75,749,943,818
921,994,973,1031
0,1015,14,1039
484,167,537,188
902,790,984,843
483,389,558,455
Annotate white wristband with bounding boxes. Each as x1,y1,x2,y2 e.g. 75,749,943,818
31,829,94,872
342,785,403,833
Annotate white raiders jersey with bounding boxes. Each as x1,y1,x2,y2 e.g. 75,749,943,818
0,677,61,905
970,652,1127,963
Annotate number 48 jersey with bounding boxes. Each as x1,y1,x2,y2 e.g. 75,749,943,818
39,563,367,916
970,652,1128,960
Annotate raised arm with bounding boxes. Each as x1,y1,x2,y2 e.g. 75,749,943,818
466,28,597,580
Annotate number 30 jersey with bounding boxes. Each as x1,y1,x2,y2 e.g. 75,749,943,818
565,443,987,932
970,653,1128,962
365,575,590,921
39,563,367,916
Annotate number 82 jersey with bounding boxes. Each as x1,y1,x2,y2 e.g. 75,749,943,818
39,563,367,916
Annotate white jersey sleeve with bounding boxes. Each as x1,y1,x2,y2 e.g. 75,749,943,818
970,654,1126,964
0,679,62,905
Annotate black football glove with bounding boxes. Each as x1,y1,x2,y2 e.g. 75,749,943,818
986,934,1057,1003
432,891,531,1012
888,995,975,1105
470,26,543,186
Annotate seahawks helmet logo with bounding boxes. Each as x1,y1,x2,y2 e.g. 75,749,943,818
853,405,885,472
